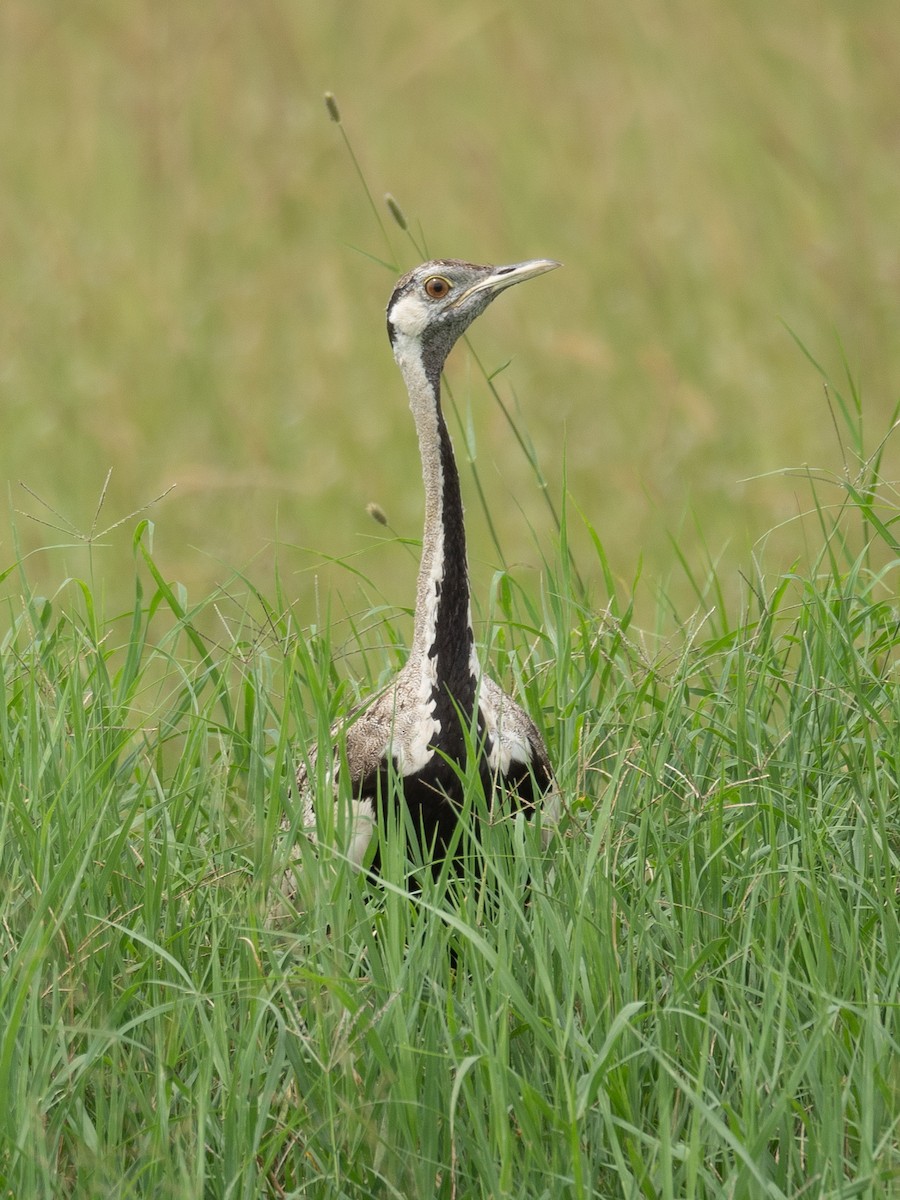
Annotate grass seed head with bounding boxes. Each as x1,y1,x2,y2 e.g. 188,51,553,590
385,193,408,231
324,92,341,123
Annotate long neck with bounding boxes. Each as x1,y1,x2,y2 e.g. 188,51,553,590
395,340,476,693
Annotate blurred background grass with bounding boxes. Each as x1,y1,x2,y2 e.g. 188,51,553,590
2,0,898,628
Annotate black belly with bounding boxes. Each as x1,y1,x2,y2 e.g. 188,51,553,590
355,735,551,877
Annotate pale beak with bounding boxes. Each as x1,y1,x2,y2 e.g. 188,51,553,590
450,258,561,307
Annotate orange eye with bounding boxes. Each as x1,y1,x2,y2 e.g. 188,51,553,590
424,276,451,300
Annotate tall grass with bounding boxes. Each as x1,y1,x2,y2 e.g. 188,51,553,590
1,376,897,1197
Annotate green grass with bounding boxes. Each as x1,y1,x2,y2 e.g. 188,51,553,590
2,385,898,1198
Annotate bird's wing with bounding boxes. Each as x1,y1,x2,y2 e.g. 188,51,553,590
286,682,404,871
479,674,552,776
479,674,559,838
294,679,400,795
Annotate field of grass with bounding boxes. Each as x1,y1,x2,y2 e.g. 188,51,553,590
2,2,899,1198
2,392,898,1197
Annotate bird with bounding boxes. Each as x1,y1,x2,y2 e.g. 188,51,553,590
286,258,561,883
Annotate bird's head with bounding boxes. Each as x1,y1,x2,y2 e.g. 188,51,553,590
386,258,560,385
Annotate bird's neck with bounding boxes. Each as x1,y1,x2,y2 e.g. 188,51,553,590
395,338,477,699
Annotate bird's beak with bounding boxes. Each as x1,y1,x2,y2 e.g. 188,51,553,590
449,258,561,308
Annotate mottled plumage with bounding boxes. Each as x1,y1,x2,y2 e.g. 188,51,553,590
285,258,561,883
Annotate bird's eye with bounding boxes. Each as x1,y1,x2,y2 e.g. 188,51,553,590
424,276,451,300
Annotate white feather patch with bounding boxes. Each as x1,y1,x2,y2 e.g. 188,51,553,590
478,681,533,774
388,295,431,341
